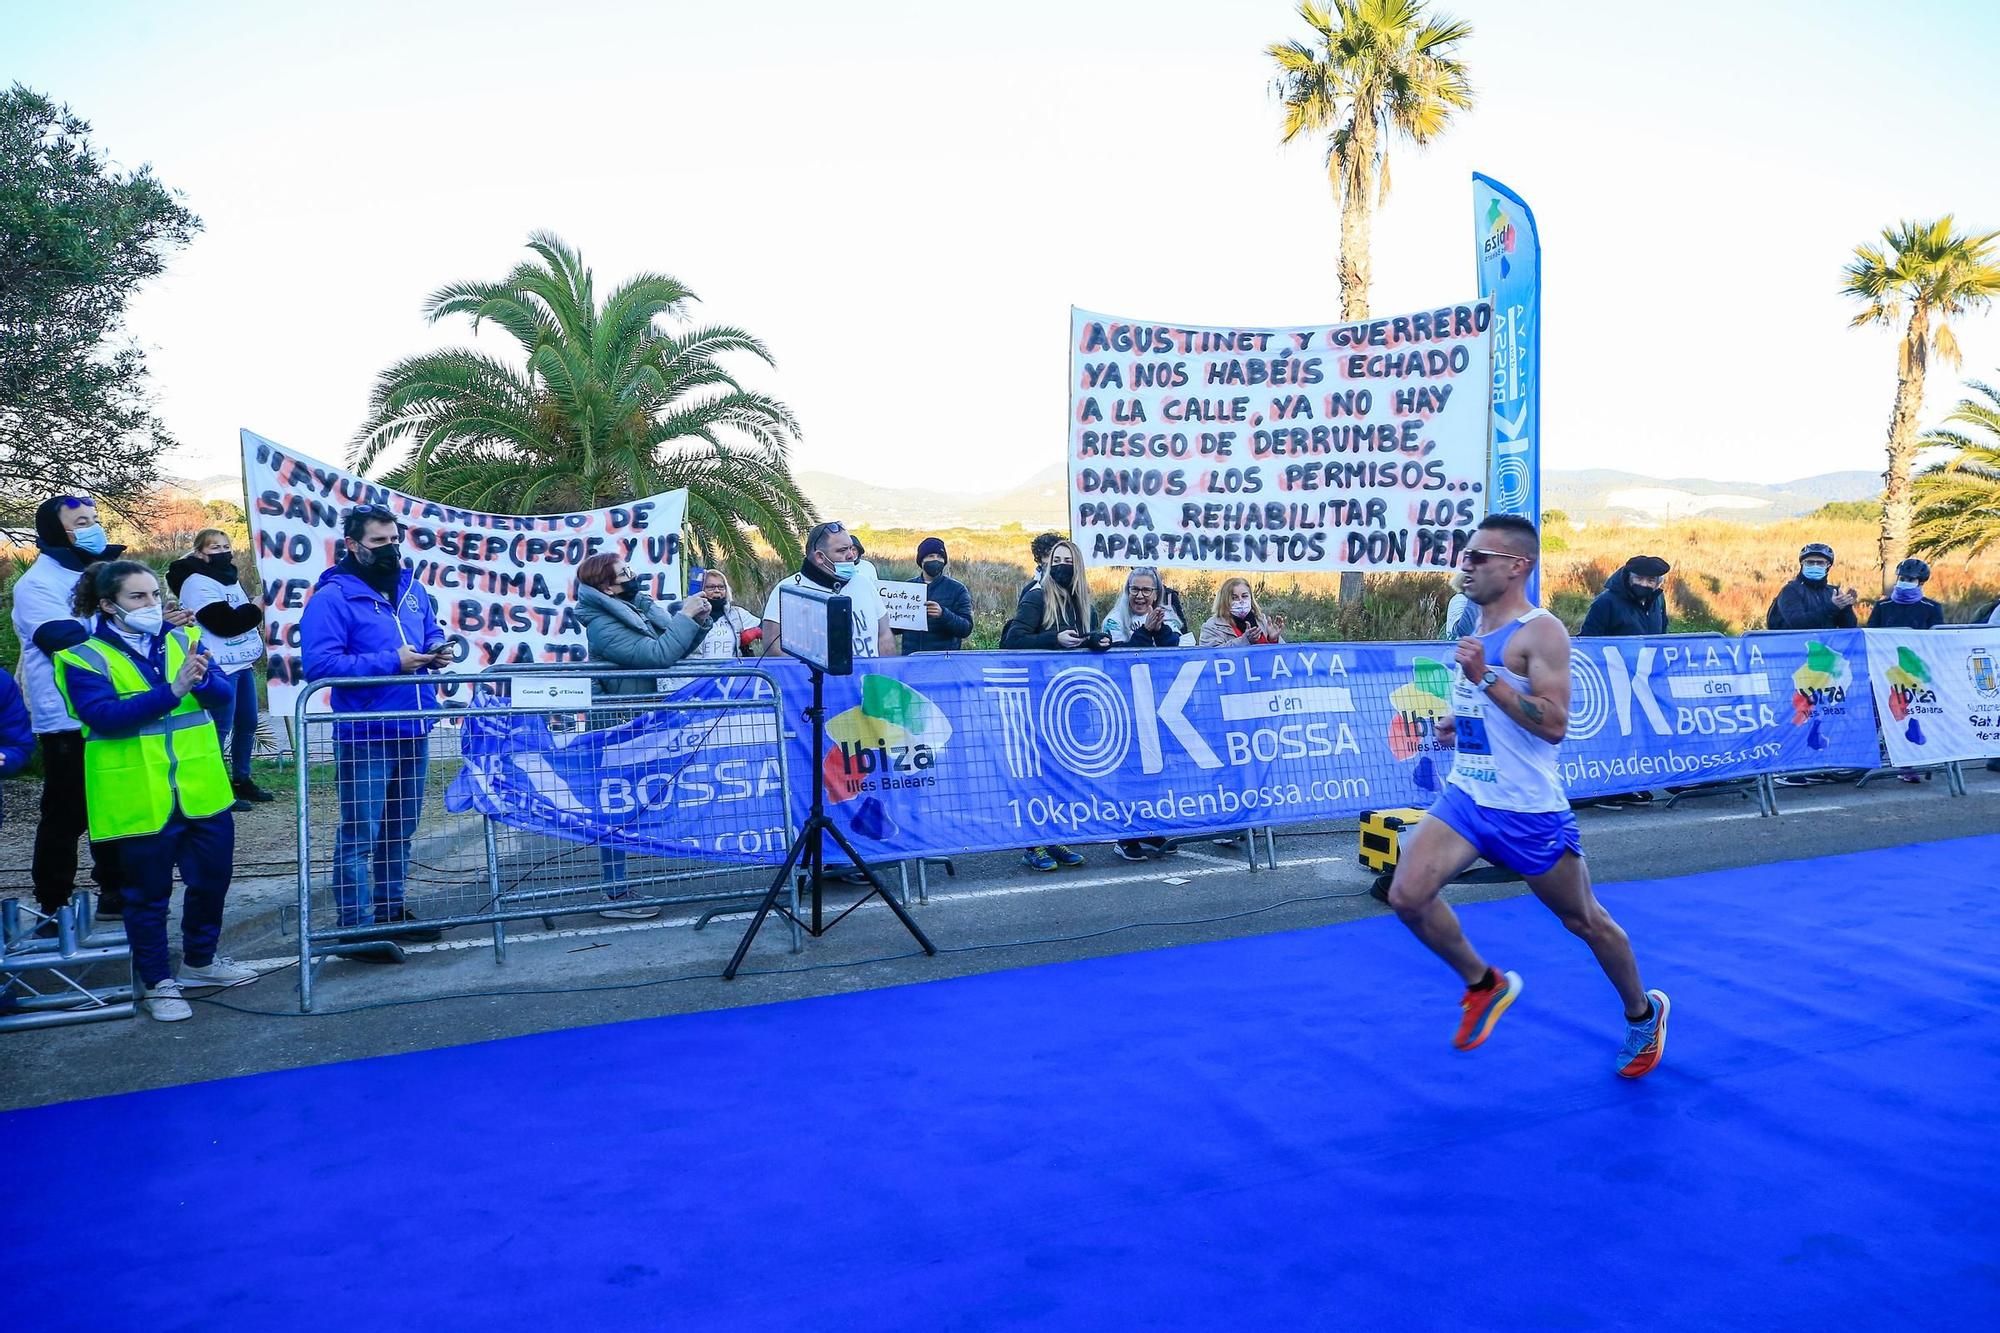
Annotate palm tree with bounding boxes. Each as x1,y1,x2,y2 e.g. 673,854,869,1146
1268,0,1474,324
1841,217,2000,589
1910,378,2000,561
352,232,816,586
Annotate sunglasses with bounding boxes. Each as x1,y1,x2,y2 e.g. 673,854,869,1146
348,503,396,519
1461,548,1529,567
58,495,96,509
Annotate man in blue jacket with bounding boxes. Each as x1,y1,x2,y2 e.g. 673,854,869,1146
300,505,449,940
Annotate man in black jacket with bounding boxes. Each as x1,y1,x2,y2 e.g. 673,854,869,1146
1766,543,1860,630
896,537,975,653
1580,555,1670,637
1868,558,1946,630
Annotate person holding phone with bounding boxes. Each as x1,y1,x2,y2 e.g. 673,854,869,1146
1002,538,1103,871
1765,543,1860,631
301,505,452,941
53,560,257,1021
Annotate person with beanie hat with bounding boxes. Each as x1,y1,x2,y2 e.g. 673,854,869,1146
1581,555,1672,637
9,495,131,920
1868,557,1945,631
1767,543,1860,631
895,537,974,654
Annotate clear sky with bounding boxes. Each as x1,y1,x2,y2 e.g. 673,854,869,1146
10,0,1999,494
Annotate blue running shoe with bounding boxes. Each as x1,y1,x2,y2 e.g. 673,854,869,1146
1021,847,1059,873
1617,989,1670,1078
1047,844,1085,867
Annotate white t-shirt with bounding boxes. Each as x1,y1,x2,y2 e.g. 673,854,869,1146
762,573,884,659
177,570,264,673
691,604,760,659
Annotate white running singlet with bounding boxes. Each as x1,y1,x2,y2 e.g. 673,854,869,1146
1446,608,1569,813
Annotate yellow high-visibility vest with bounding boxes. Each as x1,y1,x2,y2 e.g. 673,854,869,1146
53,628,234,840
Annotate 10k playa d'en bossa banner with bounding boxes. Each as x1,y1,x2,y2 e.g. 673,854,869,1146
240,430,687,717
448,630,1890,866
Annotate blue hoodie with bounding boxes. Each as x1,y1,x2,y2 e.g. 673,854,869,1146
0,668,34,825
299,564,445,740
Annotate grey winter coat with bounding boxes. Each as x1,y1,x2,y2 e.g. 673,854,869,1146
574,584,706,696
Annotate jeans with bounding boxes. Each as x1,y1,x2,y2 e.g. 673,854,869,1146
333,736,429,926
204,668,258,782
30,731,122,914
118,812,234,986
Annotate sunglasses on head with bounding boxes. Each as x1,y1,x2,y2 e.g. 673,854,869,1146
349,503,395,519
58,495,95,509
1461,547,1528,567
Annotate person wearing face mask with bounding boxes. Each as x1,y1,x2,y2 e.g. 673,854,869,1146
1867,558,1945,630
53,561,258,1021
300,505,452,942
1002,538,1101,871
895,538,974,654
1766,543,1860,631
11,495,135,923
1200,578,1287,647
167,528,271,810
686,569,764,659
759,521,896,660
1580,555,1671,638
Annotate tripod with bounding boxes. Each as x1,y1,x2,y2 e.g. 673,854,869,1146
725,664,937,979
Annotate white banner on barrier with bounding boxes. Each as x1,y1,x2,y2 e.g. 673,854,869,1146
243,430,686,718
1864,628,2000,765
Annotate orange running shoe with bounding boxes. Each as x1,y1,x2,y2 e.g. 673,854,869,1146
1616,989,1670,1079
1453,969,1523,1050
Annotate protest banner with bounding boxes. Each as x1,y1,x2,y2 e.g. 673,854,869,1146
1067,304,1493,574
877,580,931,632
1865,628,2000,765
242,429,686,716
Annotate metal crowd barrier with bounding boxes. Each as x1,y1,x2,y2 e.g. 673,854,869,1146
291,663,797,1011
0,892,137,1030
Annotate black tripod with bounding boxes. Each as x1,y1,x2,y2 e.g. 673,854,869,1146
725,664,937,979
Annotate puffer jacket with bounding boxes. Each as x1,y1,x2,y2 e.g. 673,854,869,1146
573,584,705,696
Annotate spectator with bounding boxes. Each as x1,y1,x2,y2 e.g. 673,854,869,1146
167,529,272,810
1766,543,1860,630
0,667,32,802
896,537,973,653
1868,558,1945,630
1002,537,1101,872
1107,566,1183,861
760,521,896,660
1440,570,1478,639
53,560,257,1021
686,569,763,660
1200,577,1287,647
1581,555,1671,637
573,552,712,917
300,505,450,942
850,535,881,585
1021,531,1063,604
11,495,128,921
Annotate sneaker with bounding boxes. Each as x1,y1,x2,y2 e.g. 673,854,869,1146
1142,837,1174,857
1616,989,1671,1079
144,979,193,1023
1046,845,1085,868
1021,847,1059,873
230,797,254,813
1453,969,1523,1051
1896,772,1924,784
599,904,662,920
1114,841,1150,862
358,908,444,943
234,778,278,803
180,956,261,989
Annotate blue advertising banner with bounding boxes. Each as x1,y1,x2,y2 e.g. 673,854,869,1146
1473,173,1541,600
447,632,1881,865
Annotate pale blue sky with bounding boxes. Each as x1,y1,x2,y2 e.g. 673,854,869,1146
10,0,1998,493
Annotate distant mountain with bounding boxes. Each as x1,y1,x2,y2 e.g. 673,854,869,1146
802,464,1880,530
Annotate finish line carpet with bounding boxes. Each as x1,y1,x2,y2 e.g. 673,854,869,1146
10,836,1999,1331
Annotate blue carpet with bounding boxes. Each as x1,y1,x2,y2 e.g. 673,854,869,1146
8,836,2000,1331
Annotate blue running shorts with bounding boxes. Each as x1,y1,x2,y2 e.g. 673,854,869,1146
1429,783,1584,878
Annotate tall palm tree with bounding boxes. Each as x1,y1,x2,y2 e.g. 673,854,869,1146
1910,378,2000,561
1268,0,1474,323
1841,217,2000,589
352,232,816,586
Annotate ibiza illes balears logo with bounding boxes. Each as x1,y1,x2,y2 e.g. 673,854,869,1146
1789,639,1855,751
1881,645,1941,746
1387,656,1454,792
1481,200,1517,278
824,675,953,807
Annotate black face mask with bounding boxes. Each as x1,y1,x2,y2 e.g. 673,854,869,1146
921,559,946,579
1634,587,1660,608
706,594,728,615
351,542,401,593
1049,564,1076,590
613,581,641,601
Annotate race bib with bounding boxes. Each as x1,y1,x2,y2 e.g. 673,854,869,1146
1450,670,1499,786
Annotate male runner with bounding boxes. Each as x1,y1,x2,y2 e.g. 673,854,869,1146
1388,514,1669,1077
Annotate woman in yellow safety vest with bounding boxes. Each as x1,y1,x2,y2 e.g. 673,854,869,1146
51,560,260,1022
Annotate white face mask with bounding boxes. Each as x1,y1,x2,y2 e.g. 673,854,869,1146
117,605,165,636
1231,597,1253,617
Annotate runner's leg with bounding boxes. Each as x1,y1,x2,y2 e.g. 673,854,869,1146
1386,816,1488,984
1525,852,1649,1019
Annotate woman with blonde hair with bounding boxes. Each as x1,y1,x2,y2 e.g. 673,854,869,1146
1199,577,1285,647
1001,538,1103,870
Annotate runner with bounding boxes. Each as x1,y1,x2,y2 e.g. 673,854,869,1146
1388,514,1669,1078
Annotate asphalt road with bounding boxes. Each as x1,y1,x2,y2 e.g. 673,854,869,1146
5,767,1996,1111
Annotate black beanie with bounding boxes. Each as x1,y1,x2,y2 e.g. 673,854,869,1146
1623,555,1671,579
918,537,948,562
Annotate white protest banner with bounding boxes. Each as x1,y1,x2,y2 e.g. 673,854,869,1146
242,430,686,716
878,580,931,632
1865,628,2000,765
1068,303,1493,573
